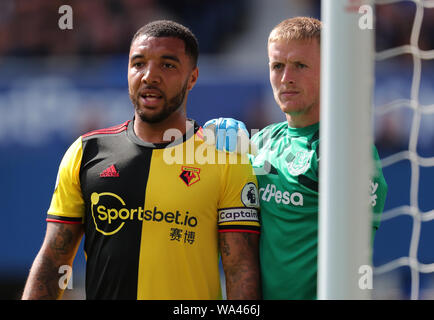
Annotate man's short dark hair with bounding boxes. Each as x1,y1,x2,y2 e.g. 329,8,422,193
131,20,199,68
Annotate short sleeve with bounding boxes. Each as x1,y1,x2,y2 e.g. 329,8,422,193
46,137,85,224
217,153,260,234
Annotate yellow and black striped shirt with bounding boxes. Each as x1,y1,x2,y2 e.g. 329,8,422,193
47,119,260,299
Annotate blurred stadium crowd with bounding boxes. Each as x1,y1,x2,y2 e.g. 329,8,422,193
0,0,250,56
2,0,432,57
2,0,433,149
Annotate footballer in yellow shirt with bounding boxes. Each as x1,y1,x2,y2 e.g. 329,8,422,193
46,119,260,299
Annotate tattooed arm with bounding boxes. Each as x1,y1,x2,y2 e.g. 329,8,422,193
219,232,261,299
22,222,84,300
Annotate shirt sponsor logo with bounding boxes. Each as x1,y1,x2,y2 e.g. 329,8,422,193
90,192,197,236
259,184,304,206
218,208,259,224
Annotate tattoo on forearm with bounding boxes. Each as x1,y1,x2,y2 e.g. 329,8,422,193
220,232,261,299
50,224,73,257
242,232,255,248
220,234,231,257
35,255,62,299
23,223,80,300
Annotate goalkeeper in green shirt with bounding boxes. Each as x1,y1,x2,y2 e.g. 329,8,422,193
204,17,387,299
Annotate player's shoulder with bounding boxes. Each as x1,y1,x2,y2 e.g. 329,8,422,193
251,121,288,144
81,120,130,141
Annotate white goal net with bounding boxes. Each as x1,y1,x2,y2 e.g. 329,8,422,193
373,0,434,300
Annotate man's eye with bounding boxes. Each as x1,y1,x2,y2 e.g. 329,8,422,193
272,63,283,70
163,63,176,69
133,62,143,68
296,62,307,69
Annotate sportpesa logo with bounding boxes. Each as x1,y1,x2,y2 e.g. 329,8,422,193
90,192,197,236
259,184,304,206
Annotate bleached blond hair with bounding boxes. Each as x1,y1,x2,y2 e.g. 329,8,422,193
268,17,321,45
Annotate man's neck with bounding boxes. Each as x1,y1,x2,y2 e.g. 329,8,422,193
285,108,319,128
134,113,190,144
286,117,318,128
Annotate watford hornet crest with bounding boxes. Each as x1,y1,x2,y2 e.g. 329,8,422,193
180,166,201,186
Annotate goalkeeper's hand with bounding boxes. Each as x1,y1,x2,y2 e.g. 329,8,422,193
203,117,256,155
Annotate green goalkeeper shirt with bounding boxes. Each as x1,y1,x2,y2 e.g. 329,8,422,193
250,121,387,299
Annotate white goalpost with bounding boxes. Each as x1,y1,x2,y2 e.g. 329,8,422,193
318,0,375,299
319,0,434,300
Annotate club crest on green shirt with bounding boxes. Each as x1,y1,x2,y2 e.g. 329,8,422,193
288,150,314,176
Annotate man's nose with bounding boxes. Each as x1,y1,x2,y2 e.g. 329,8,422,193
281,66,295,85
141,63,161,85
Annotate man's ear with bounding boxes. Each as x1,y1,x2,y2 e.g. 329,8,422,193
187,67,199,91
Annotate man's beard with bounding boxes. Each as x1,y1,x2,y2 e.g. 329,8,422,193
132,80,189,124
